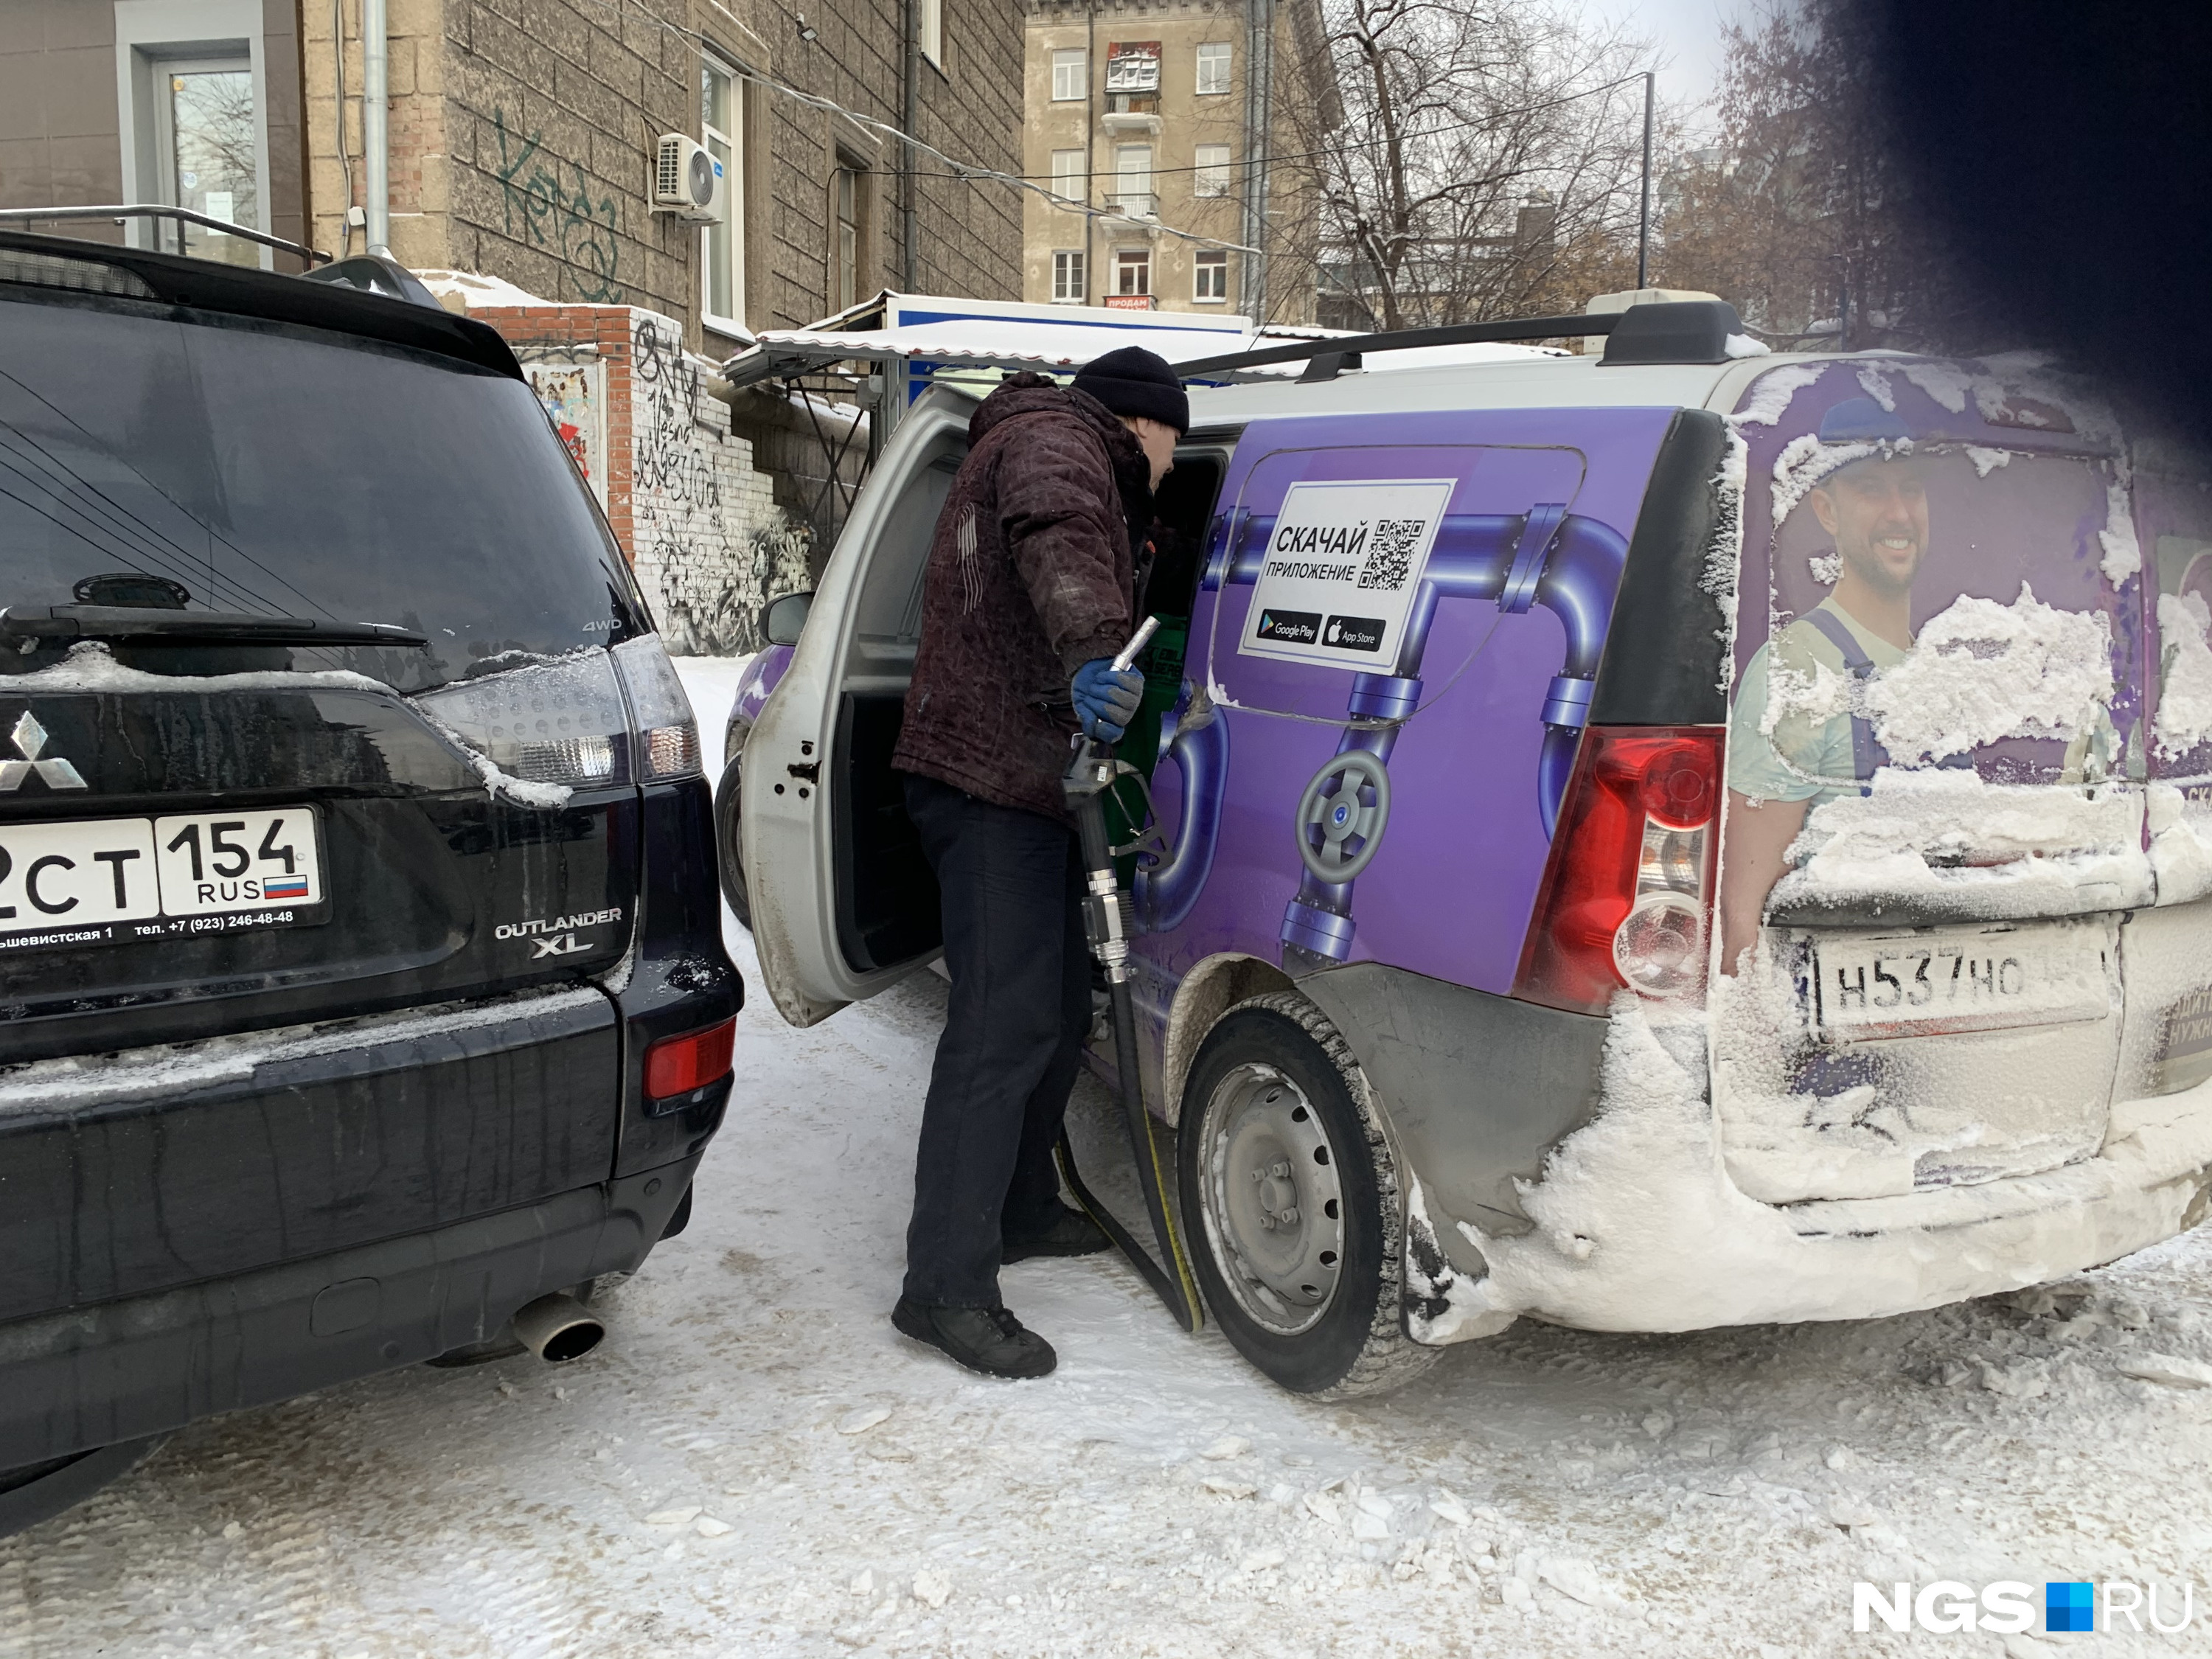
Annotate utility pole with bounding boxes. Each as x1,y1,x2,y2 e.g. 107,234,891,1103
1240,0,1275,318
1635,69,1652,290
902,0,919,292
363,0,389,254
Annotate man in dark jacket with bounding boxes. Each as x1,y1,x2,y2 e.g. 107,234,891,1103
888,345,1187,1379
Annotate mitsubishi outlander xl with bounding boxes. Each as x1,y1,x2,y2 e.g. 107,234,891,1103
0,232,738,1530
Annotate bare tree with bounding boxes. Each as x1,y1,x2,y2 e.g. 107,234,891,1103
1289,0,1656,331
1652,2,1983,350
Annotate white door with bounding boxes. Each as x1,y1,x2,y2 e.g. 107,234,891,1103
742,385,979,1026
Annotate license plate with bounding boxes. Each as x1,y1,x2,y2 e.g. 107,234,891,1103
0,807,327,953
1807,920,2112,1041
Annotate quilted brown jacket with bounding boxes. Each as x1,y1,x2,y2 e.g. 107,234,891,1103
891,374,1153,819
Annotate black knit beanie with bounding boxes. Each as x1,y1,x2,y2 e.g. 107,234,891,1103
1071,345,1190,436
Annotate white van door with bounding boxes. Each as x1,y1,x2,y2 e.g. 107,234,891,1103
742,384,979,1026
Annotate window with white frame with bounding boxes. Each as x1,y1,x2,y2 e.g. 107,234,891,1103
831,164,863,313
1195,42,1231,94
1051,249,1086,303
919,0,943,67
1193,249,1229,302
1113,143,1152,212
700,55,744,330
1050,147,1086,204
1051,47,1087,101
1113,248,1150,296
1194,144,1231,198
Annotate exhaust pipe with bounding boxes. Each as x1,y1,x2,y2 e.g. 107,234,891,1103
509,1293,605,1363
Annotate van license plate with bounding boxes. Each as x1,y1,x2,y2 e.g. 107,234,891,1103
0,807,327,953
1809,922,2111,1041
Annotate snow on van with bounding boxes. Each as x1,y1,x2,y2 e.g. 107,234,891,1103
729,302,2212,1397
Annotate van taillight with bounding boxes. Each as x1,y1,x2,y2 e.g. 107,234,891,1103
644,1018,737,1101
1512,727,1723,1016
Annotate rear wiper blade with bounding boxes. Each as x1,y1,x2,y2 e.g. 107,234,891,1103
0,605,428,649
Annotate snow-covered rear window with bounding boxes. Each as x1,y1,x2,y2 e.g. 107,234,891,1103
0,291,641,695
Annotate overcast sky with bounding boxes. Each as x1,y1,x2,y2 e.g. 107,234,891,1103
1600,0,1753,114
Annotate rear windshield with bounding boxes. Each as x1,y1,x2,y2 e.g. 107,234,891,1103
1728,361,2133,807
0,291,640,693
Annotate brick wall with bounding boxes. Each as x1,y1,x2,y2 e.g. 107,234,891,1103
471,301,811,653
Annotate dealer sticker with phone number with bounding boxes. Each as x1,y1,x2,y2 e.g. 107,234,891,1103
0,806,327,953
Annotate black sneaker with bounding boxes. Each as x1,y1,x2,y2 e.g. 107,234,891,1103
1002,1205,1113,1265
892,1297,1057,1380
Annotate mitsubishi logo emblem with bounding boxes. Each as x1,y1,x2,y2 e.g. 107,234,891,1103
0,712,86,791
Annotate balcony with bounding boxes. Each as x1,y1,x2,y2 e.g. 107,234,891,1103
1101,111,1163,136
1102,193,1158,234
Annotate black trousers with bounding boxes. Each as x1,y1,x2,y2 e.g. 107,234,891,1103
900,772,1092,1308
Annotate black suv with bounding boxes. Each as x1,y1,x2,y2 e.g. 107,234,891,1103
0,233,738,1531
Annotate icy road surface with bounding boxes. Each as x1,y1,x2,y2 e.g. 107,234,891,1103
5,656,2212,1658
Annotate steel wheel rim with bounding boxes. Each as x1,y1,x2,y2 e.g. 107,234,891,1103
1197,1061,1346,1335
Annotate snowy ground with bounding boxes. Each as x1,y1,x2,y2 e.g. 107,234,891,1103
6,659,2212,1657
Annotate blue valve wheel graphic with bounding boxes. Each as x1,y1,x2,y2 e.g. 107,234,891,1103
1293,751,1392,884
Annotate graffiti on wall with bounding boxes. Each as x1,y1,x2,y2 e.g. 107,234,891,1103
492,110,623,302
520,358,607,509
625,310,812,654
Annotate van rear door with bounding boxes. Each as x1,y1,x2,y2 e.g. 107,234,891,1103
743,386,978,1026
1708,358,2195,1206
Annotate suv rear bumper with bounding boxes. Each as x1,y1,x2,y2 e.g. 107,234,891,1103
0,1157,695,1470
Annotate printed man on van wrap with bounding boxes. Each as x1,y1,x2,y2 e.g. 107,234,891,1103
888,347,1186,1379
1720,398,1927,970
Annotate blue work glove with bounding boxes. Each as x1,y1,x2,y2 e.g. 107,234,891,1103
1071,658,1145,742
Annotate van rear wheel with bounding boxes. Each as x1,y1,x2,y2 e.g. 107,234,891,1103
1177,993,1439,1399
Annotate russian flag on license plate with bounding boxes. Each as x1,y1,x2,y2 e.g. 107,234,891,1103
263,874,310,900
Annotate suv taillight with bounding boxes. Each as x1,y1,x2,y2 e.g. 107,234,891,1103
1513,726,1723,1016
644,1017,737,1102
413,635,701,790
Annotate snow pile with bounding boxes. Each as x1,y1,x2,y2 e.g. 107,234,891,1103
2154,591,2212,759
1698,432,1748,694
1774,770,2151,920
1964,445,2012,477
2146,780,2212,906
1731,362,1826,427
1854,366,1895,410
1768,431,1895,526
7,638,392,696
1899,361,1974,414
0,985,606,1113
1461,992,2212,1332
1722,333,1770,359
1758,649,1852,746
2098,477,2143,584
1864,583,2113,763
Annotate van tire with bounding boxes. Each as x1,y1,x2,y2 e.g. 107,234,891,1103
714,736,751,931
1177,992,1439,1399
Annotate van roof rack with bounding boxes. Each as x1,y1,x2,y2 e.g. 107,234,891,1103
1172,299,1746,381
0,204,329,267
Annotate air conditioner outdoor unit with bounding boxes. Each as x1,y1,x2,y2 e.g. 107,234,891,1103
653,134,726,221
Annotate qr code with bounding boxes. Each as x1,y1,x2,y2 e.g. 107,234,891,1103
1357,518,1426,590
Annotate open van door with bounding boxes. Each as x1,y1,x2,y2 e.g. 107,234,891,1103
743,384,980,1026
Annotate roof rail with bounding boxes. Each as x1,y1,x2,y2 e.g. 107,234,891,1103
0,204,329,267
1172,299,1745,380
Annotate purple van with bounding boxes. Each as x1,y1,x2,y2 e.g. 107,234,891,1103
730,305,2212,1397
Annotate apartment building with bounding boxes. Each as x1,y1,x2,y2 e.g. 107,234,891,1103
1020,0,1334,323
